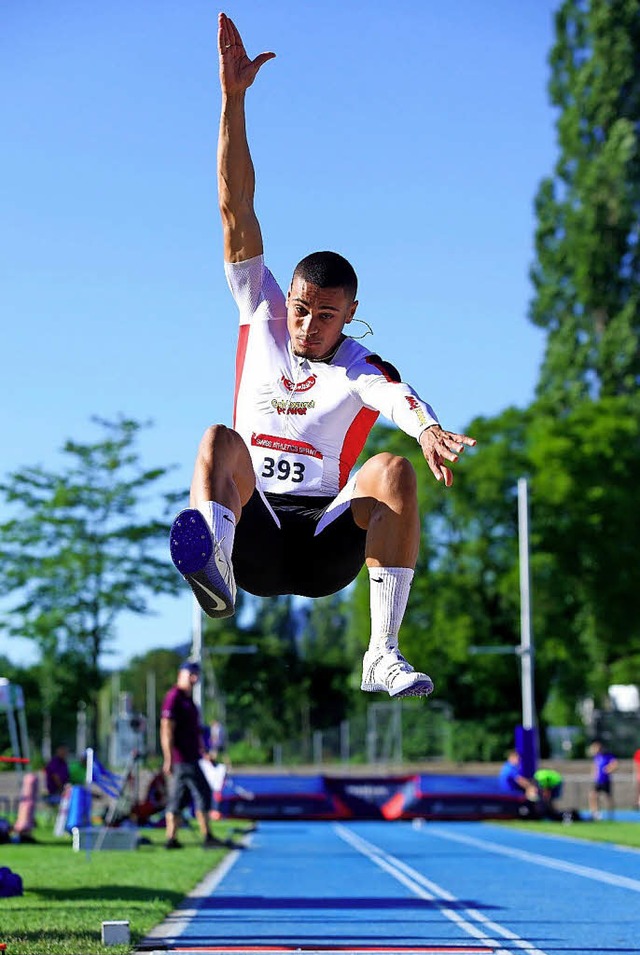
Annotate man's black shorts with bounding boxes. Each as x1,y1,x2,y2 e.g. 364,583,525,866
232,490,366,598
593,779,612,795
166,762,211,815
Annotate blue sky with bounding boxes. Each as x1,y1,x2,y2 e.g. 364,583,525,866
1,0,560,670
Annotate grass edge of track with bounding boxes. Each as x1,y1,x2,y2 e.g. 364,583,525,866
496,818,640,848
0,821,249,955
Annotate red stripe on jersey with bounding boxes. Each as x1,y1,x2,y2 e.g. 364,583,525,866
233,324,250,428
339,407,379,488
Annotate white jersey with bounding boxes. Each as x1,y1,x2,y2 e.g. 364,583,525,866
226,255,439,498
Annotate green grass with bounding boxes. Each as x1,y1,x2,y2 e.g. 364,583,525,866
0,821,247,955
499,819,640,848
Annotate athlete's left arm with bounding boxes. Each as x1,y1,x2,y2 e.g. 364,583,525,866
357,358,476,487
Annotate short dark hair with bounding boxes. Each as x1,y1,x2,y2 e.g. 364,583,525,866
179,660,201,675
292,251,358,301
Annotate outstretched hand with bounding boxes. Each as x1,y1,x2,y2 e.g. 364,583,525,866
419,425,476,487
218,12,275,94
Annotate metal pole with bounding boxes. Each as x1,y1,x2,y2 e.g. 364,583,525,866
17,704,30,766
6,688,22,773
76,703,87,758
146,671,156,755
340,719,350,763
394,706,403,764
517,477,535,730
366,706,376,764
192,596,203,709
109,673,119,767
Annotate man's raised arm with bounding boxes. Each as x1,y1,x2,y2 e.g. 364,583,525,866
217,12,275,263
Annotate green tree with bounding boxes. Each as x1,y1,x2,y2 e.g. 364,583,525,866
0,416,184,747
337,5,640,749
298,594,353,731
344,414,591,752
378,415,531,728
527,0,640,710
201,595,304,760
527,395,640,701
201,591,356,762
352,393,640,737
118,646,184,757
530,0,640,406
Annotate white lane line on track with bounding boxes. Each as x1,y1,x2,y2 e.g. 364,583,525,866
141,847,243,943
425,826,640,892
335,825,549,955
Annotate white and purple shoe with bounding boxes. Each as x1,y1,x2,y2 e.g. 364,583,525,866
361,645,434,698
169,509,236,618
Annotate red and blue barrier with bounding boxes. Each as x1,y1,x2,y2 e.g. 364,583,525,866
220,772,525,821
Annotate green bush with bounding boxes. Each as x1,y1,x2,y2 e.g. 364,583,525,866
445,721,507,762
228,740,270,765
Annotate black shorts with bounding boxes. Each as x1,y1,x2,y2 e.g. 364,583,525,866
593,779,612,795
232,491,366,598
166,762,211,815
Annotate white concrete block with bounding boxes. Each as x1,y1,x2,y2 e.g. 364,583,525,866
101,920,130,946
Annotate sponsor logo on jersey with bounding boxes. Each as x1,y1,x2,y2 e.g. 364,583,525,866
281,373,317,393
405,395,428,425
271,399,316,416
251,433,323,459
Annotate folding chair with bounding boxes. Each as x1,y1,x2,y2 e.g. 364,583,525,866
71,749,138,852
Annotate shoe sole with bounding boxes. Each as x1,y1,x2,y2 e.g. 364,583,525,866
361,677,434,698
391,678,434,698
170,509,235,619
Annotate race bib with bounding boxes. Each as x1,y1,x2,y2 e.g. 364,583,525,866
250,433,323,492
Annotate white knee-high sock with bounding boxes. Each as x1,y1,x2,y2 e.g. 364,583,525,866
368,566,414,652
197,501,236,562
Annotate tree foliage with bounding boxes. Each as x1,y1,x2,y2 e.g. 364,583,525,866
530,0,640,406
527,394,640,698
348,387,640,747
0,417,184,742
346,419,528,738
526,0,640,717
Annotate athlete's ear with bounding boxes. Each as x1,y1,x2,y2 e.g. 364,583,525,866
345,299,358,323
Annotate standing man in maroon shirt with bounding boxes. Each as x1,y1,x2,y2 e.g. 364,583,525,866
160,660,230,849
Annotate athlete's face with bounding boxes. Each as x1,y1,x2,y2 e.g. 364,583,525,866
287,278,358,360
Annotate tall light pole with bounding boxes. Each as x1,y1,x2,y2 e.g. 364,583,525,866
518,477,535,731
469,477,538,774
516,477,537,777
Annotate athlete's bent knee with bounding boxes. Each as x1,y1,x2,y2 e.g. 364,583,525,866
198,424,242,461
199,423,233,448
366,453,417,499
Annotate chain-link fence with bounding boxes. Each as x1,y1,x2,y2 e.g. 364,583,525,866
271,700,455,767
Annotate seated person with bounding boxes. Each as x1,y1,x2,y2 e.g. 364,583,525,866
44,745,70,805
498,749,537,801
132,770,167,826
208,720,227,765
533,766,564,820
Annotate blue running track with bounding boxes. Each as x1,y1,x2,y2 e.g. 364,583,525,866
140,820,640,955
